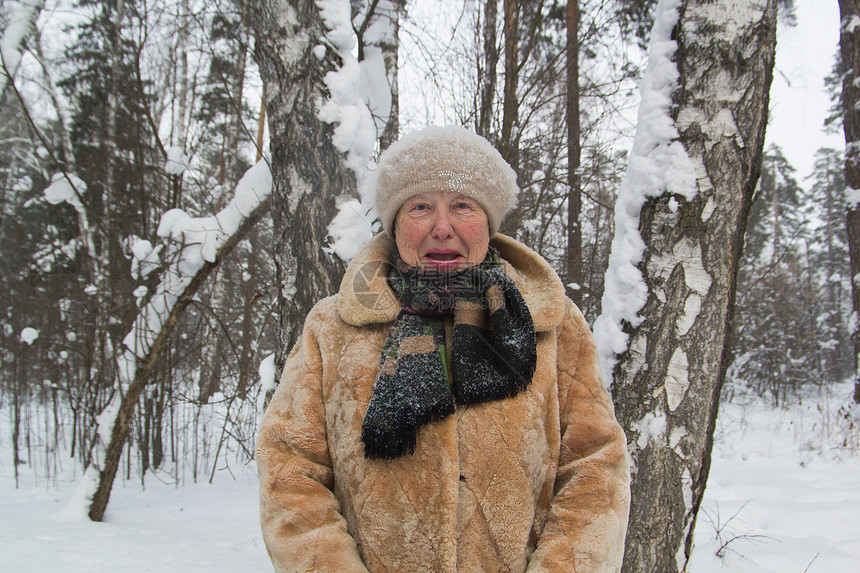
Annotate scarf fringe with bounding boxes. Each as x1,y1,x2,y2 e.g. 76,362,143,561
361,401,456,460
453,367,535,405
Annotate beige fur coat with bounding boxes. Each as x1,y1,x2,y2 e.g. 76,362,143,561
256,233,630,572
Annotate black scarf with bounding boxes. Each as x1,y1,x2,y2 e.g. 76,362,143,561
360,247,537,460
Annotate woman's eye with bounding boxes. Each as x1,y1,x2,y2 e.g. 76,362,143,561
455,202,471,210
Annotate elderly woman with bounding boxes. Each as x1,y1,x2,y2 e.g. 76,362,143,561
256,126,630,572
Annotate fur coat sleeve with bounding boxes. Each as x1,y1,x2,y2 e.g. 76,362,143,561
256,303,370,573
526,300,631,572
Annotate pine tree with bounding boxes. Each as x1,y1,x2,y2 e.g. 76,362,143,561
807,148,853,383
732,146,816,403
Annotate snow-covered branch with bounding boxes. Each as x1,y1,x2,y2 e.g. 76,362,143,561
64,159,272,521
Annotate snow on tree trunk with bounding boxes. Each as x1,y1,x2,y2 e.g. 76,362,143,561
246,0,375,375
593,1,777,571
0,0,44,218
840,0,860,404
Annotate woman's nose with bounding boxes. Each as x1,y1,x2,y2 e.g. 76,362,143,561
430,209,454,239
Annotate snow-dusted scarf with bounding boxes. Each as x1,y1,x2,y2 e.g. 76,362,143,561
360,247,537,460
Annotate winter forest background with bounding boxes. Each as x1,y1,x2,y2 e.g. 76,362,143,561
1,0,859,571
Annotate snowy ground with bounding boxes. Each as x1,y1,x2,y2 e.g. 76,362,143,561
689,384,860,572
2,385,859,572
0,465,271,572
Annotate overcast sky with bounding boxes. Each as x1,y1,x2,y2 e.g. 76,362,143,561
766,0,844,180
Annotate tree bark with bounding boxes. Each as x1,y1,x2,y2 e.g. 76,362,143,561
566,0,582,307
612,2,777,571
476,0,499,139
244,0,358,371
500,0,519,171
839,0,860,403
497,0,522,237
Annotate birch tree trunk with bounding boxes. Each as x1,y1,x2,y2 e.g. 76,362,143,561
244,0,358,370
609,1,778,571
169,0,190,210
839,0,860,404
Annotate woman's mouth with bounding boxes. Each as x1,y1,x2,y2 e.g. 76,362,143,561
423,250,463,267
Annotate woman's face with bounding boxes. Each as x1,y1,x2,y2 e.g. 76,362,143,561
394,192,490,271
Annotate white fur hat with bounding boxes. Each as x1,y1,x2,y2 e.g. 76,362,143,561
374,125,519,236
